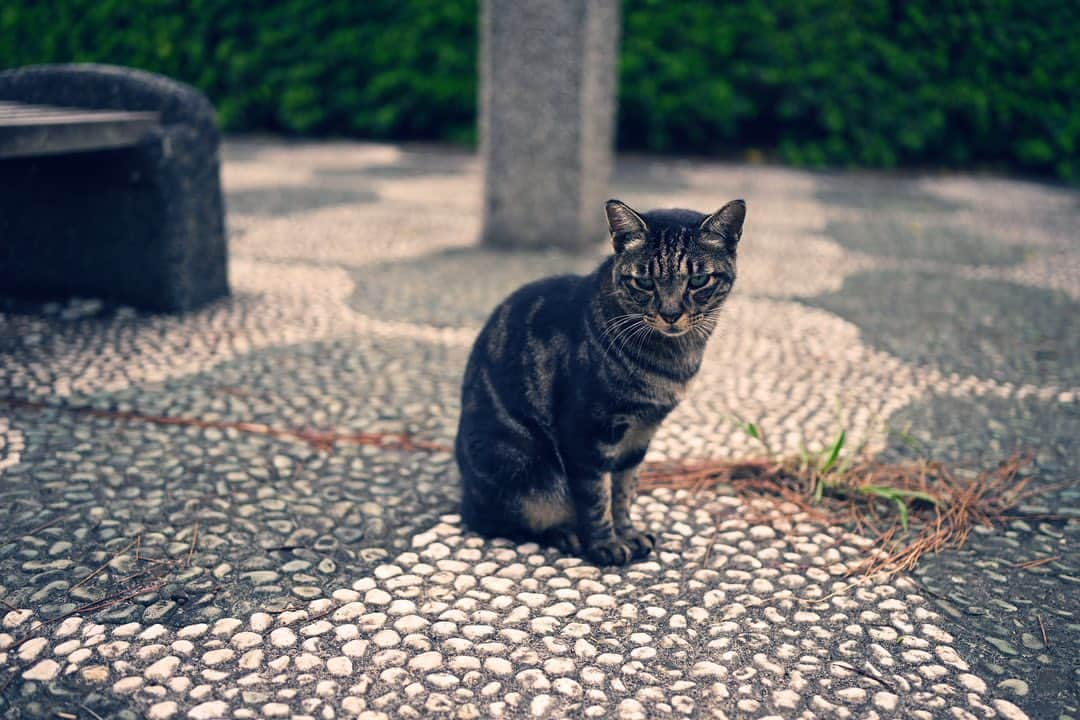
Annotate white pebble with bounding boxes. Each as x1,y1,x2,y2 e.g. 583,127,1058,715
250,613,272,632
371,629,401,648
617,698,646,720
147,701,177,719
202,649,234,665
365,589,392,605
22,659,59,681
993,699,1029,720
483,657,513,676
231,632,262,649
958,673,987,694
177,623,208,639
410,651,444,671
188,701,228,719
690,661,726,679
300,620,333,636
327,656,353,676
530,694,555,717
873,692,898,711
270,628,296,647
836,687,867,703
145,656,180,681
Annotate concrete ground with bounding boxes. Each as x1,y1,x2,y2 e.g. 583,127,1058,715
0,139,1076,719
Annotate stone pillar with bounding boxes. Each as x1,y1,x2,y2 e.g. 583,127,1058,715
480,0,620,251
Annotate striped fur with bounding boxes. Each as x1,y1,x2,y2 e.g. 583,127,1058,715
456,199,746,565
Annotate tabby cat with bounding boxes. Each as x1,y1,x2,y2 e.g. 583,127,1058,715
455,198,746,565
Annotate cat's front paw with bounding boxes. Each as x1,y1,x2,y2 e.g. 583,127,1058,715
540,526,582,556
586,537,634,566
619,528,655,560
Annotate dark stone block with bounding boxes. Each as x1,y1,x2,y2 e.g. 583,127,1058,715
0,64,228,312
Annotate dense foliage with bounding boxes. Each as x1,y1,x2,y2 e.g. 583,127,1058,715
0,1,479,143
619,0,1079,181
2,0,1076,179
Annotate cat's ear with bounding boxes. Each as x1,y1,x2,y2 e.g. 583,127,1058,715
699,199,746,251
605,199,648,253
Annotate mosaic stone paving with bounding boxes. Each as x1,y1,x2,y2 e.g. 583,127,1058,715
0,139,1077,719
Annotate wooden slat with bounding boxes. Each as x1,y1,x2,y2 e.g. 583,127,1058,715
0,101,157,126
0,101,161,158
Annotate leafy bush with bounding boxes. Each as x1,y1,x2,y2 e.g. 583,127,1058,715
0,0,479,142
2,0,1076,180
619,0,1079,181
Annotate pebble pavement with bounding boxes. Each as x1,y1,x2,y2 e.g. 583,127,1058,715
0,139,1076,719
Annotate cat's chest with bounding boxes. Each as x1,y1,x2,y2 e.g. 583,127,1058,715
594,347,693,407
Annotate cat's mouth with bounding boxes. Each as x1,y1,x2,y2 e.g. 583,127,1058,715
646,319,691,337
658,326,690,337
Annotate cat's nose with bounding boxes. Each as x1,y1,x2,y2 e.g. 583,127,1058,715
658,310,683,324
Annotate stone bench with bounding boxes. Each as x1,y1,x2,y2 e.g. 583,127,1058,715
0,64,228,312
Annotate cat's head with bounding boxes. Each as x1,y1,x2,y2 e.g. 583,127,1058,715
605,198,746,338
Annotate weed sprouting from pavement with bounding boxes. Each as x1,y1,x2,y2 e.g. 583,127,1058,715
639,420,1040,578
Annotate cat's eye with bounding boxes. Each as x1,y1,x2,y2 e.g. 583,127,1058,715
631,277,654,290
688,274,710,289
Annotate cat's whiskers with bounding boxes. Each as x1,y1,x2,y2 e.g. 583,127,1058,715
700,304,726,328
601,321,642,354
600,312,647,361
608,316,647,361
627,320,655,360
601,312,644,338
687,319,708,344
615,321,649,361
685,306,725,345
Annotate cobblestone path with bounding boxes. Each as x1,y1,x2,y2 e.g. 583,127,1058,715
1,140,1076,719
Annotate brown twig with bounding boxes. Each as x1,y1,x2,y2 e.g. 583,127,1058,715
10,575,166,656
116,570,149,584
79,704,106,720
307,605,336,623
702,536,717,567
798,577,871,605
0,597,17,611
830,660,896,692
69,537,139,592
1037,614,1050,650
0,396,451,454
72,579,167,616
267,605,305,615
186,521,200,568
641,451,1040,579
21,511,76,538
1013,555,1059,570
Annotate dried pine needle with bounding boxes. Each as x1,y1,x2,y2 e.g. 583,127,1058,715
640,452,1037,578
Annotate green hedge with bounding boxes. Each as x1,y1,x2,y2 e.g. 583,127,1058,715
0,1,479,143
620,0,1079,181
2,1,1077,180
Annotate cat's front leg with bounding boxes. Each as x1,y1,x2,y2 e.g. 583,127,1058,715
612,467,655,560
569,471,634,566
